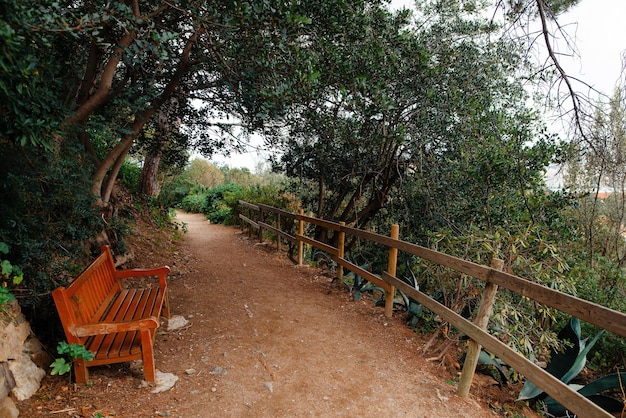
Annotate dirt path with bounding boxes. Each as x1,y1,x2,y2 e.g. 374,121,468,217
20,211,497,417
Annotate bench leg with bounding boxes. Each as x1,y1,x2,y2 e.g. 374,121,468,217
73,359,89,383
141,330,156,383
163,291,171,319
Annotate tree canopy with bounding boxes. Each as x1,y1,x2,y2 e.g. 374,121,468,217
2,0,380,204
272,1,561,241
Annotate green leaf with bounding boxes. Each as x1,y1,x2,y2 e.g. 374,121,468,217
518,318,605,401
56,341,70,355
12,273,23,285
408,301,422,315
559,329,604,385
56,341,94,361
578,372,626,397
1,260,12,276
50,358,71,375
476,350,508,383
543,374,626,417
0,287,16,305
545,394,624,417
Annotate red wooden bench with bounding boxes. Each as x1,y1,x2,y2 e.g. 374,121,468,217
52,245,170,383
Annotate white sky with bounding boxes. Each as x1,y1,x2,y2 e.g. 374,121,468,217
213,0,625,171
562,0,625,95
210,136,269,173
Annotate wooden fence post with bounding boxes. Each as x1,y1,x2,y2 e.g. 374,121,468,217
258,207,264,243
246,207,252,237
457,258,504,397
297,209,304,266
337,222,345,278
276,214,281,251
385,224,399,318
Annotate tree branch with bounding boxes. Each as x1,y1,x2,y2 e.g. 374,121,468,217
64,32,136,127
536,0,595,154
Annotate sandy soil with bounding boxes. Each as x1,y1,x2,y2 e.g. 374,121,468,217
17,211,513,417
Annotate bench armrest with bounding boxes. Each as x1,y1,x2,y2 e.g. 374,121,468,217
69,317,160,337
114,266,170,287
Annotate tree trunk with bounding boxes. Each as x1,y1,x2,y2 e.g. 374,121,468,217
139,142,165,197
91,30,198,204
139,96,178,197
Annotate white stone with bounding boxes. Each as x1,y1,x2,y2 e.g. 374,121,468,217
166,315,189,331
8,353,45,401
151,370,179,394
0,316,30,362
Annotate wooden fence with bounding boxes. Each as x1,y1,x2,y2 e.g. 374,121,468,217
237,200,626,418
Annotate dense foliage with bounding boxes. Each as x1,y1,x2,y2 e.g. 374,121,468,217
168,159,295,226
266,0,625,375
0,0,384,334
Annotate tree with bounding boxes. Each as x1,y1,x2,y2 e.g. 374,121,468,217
274,2,558,242
0,0,387,331
565,90,626,266
188,159,224,189
137,96,191,197
3,0,374,209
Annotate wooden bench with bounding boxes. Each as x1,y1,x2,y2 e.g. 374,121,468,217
52,245,170,383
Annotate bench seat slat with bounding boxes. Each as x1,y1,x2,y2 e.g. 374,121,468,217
92,288,161,360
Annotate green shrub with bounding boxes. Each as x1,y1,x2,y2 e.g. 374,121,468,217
208,206,232,224
202,183,244,224
119,160,142,192
158,174,195,208
0,242,23,311
181,194,207,213
0,139,102,339
223,184,299,224
567,255,626,372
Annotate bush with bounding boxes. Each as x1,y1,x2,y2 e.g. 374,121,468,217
568,255,626,372
119,160,142,192
158,174,195,208
0,138,103,342
202,183,244,224
224,184,299,220
181,193,208,213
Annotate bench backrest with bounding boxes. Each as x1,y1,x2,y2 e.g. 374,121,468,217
52,246,120,332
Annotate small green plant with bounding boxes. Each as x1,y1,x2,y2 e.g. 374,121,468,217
0,242,23,311
50,341,94,381
172,220,188,233
0,287,15,308
1,243,23,286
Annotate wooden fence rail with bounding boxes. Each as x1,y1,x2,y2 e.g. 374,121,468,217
237,200,626,418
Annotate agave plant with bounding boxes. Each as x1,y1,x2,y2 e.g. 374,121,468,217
474,350,510,384
311,250,337,274
543,372,626,416
517,317,625,416
395,264,425,326
518,317,603,401
351,274,386,301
